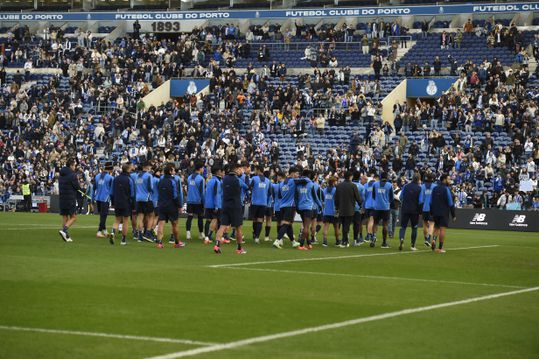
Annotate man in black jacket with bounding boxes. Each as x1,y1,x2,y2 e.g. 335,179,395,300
109,163,135,246
58,158,81,242
398,173,422,251
335,171,363,247
214,162,248,254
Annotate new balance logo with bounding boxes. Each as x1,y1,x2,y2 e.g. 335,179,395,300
472,213,486,222
509,215,528,227
469,213,488,226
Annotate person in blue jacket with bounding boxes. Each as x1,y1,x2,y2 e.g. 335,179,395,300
370,172,393,249
93,163,113,238
430,173,457,253
263,170,274,243
322,176,339,247
399,173,423,251
134,162,154,242
272,167,306,249
363,173,378,244
296,169,323,250
150,166,161,240
58,158,82,242
109,163,135,246
186,162,205,241
249,165,271,244
309,172,323,245
352,172,366,246
420,172,437,247
271,171,285,241
156,163,185,249
204,165,224,245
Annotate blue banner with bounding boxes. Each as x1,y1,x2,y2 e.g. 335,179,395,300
406,78,457,98
170,79,209,97
0,2,538,21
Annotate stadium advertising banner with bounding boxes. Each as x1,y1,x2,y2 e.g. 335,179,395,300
170,79,210,97
1,2,538,21
406,78,457,98
453,208,539,232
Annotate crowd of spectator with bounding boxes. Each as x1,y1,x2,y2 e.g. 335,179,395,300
0,21,537,211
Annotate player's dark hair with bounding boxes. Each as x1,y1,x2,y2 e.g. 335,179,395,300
66,158,76,168
344,170,353,180
381,172,388,181
412,173,421,183
289,166,299,174
353,170,361,181
164,163,175,175
194,161,204,171
440,173,449,183
211,165,222,175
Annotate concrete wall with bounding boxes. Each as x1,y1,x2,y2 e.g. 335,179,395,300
142,80,170,108
381,78,406,125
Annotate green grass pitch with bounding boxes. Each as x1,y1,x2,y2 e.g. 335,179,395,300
0,212,538,359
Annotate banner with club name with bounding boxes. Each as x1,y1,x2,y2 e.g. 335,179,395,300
1,2,539,22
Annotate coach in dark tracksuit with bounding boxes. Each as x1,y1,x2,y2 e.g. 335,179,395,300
398,173,423,251
156,163,183,248
109,163,135,245
430,174,456,253
58,158,81,242
214,162,248,254
334,171,363,247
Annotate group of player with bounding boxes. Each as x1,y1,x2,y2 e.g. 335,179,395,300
58,158,456,254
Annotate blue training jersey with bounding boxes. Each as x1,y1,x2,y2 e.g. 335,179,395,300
279,177,301,208
364,181,376,209
373,180,393,211
323,186,336,216
354,181,365,212
151,176,160,207
187,173,205,204
312,182,323,213
272,182,281,211
296,178,322,211
250,175,271,206
204,176,222,209
93,172,113,202
240,174,248,204
420,182,437,212
134,171,153,202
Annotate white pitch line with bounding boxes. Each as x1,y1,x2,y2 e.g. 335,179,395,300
208,245,500,268
0,325,219,347
224,266,525,289
146,285,539,359
4,225,96,231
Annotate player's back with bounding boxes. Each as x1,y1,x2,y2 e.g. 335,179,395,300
251,175,270,206
373,181,392,211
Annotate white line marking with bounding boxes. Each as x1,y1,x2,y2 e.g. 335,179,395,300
0,325,219,346
224,267,525,289
208,245,500,268
146,285,539,359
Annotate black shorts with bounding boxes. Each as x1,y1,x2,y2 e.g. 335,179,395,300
298,209,314,222
115,207,131,218
281,207,296,222
187,203,204,216
353,211,362,223
60,205,77,216
159,208,179,223
400,212,419,228
365,208,375,218
153,205,159,216
274,210,283,222
433,215,449,228
221,207,243,227
136,201,154,215
374,210,390,222
205,208,221,219
422,211,432,222
96,201,109,215
317,213,323,222
250,205,267,219
323,215,337,224
264,207,273,217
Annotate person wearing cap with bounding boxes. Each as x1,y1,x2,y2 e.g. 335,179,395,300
93,163,114,238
